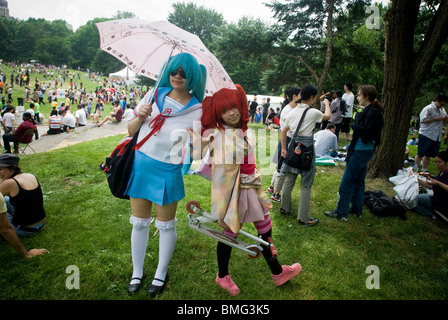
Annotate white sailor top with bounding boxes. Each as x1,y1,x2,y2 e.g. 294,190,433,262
132,87,202,164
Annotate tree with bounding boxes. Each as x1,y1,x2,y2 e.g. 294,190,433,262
167,2,272,93
268,0,338,96
34,36,72,66
215,17,277,94
168,2,225,49
70,18,109,70
326,2,386,91
368,0,448,178
0,17,17,62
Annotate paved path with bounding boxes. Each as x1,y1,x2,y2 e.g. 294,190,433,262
26,121,129,154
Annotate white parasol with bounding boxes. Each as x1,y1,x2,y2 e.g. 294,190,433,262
96,19,236,96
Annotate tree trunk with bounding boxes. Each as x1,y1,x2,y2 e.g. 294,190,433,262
317,0,335,96
368,0,448,179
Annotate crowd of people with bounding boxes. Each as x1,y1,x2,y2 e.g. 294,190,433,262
0,55,447,301
0,62,146,149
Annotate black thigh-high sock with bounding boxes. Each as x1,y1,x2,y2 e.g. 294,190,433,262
259,229,283,275
217,241,233,278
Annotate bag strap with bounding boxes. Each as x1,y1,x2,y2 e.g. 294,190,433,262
132,88,159,151
292,107,310,138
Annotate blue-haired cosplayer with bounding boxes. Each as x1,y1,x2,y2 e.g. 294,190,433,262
125,52,207,297
126,52,207,204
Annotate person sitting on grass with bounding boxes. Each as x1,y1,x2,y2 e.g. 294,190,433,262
314,123,338,158
60,108,76,132
75,104,88,127
42,109,62,135
0,193,48,258
0,154,48,258
414,150,448,219
98,100,123,127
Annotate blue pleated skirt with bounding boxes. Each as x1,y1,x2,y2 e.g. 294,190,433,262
125,151,185,206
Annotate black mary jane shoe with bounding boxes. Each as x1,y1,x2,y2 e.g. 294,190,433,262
148,274,169,298
127,273,146,295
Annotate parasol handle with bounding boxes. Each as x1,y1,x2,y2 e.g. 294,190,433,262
151,42,178,103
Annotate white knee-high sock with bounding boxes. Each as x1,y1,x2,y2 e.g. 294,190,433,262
130,216,152,285
152,218,177,286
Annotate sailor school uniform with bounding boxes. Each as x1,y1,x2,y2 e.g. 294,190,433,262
124,87,202,206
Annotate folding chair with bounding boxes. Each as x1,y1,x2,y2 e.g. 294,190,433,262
17,128,37,155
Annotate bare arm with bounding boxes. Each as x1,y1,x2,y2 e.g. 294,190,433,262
0,213,49,258
281,126,289,158
427,178,448,193
420,115,447,124
322,99,331,122
128,103,152,137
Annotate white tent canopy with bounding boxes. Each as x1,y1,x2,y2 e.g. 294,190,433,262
109,67,137,85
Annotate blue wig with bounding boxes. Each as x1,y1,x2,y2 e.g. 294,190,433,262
156,52,207,102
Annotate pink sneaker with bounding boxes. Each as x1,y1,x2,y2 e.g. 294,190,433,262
272,263,302,286
215,273,241,296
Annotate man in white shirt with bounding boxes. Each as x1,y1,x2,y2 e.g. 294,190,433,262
123,106,134,120
2,104,15,132
415,94,448,172
61,109,76,131
314,123,339,158
75,104,87,127
26,104,36,118
341,82,355,141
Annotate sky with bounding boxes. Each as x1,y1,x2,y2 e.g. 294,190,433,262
8,0,278,30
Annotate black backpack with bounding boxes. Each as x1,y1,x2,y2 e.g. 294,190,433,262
340,99,347,115
364,190,407,220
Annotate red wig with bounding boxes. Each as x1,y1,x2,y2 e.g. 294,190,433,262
201,84,250,132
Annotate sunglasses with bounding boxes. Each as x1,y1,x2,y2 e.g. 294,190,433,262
169,69,186,79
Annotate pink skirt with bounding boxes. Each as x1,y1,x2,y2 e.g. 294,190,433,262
237,188,269,224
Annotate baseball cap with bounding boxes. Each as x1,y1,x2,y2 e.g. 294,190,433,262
0,153,20,167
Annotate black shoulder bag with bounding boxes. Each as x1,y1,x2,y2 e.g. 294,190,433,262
283,107,314,171
103,132,140,199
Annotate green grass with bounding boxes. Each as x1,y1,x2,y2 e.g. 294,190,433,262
0,129,447,301
1,63,447,301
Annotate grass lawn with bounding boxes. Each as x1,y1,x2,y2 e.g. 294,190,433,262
0,63,447,302
0,130,447,301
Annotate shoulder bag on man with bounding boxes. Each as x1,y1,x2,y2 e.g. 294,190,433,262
283,107,314,171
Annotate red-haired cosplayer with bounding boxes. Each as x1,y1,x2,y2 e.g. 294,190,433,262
189,85,301,296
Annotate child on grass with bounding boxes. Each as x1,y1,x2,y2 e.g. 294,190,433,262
189,85,301,296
